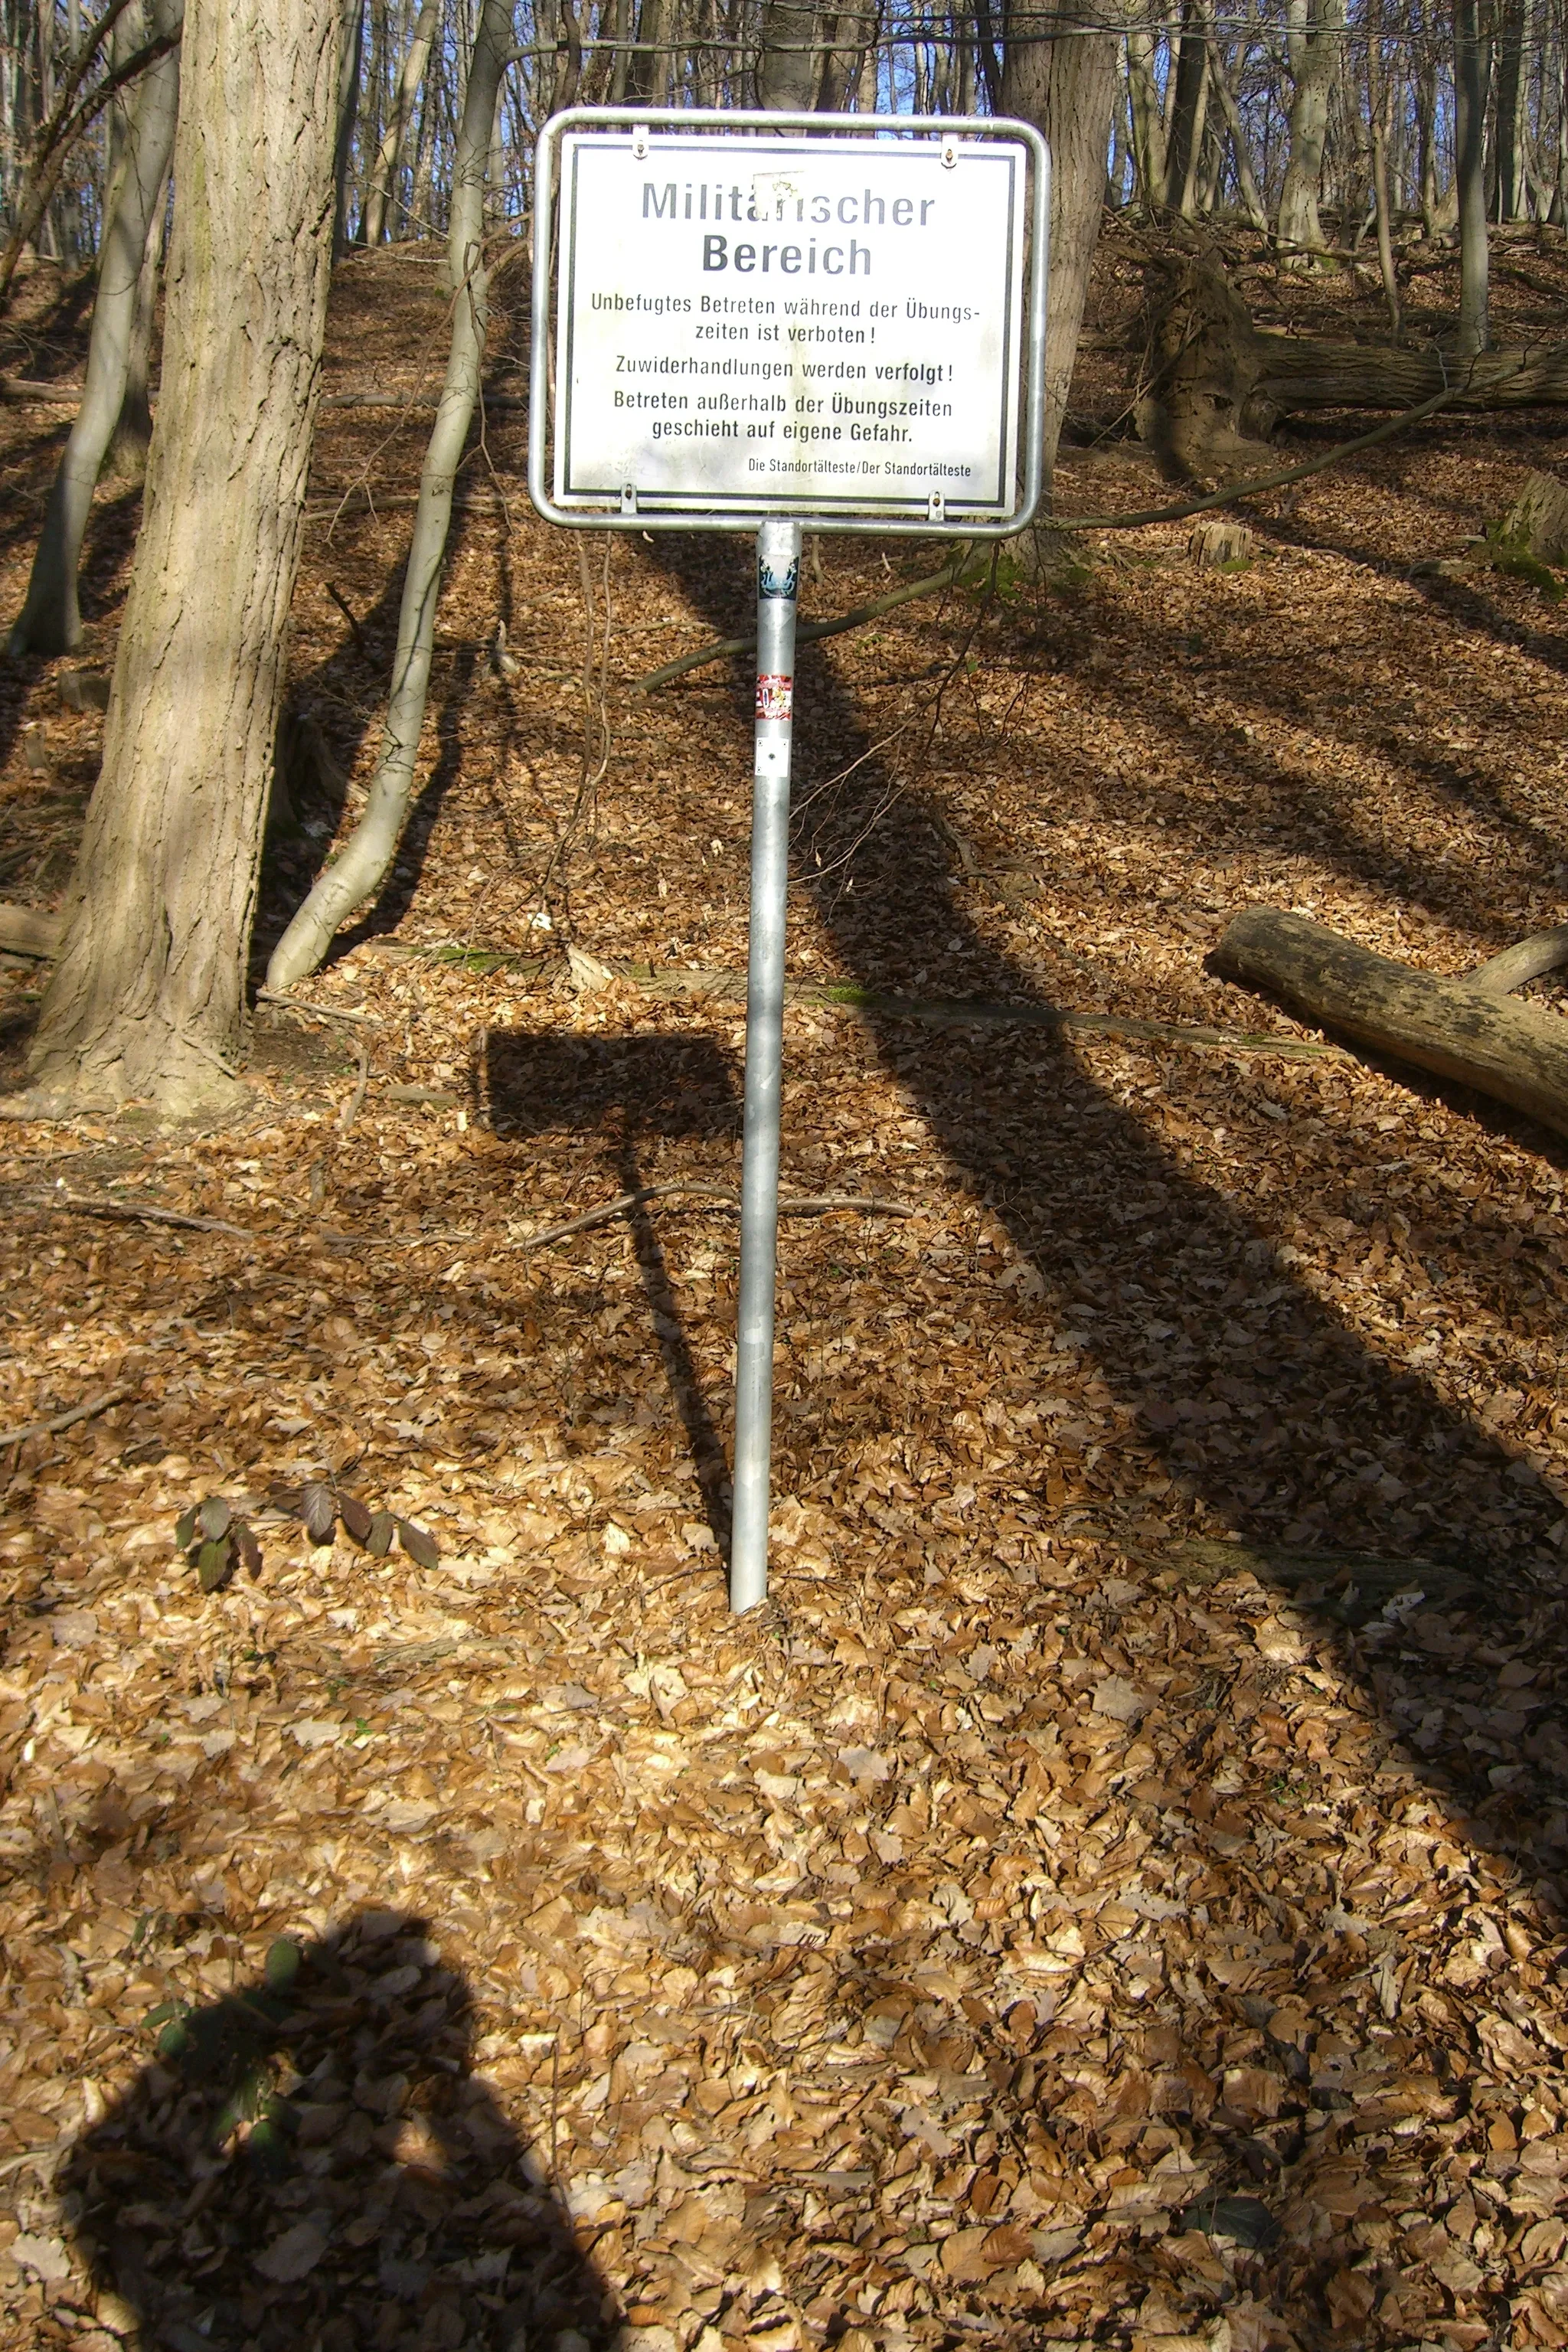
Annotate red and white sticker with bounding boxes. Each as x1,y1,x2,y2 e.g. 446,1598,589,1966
756,673,793,721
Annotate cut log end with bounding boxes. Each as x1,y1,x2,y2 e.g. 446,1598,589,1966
1188,518,1254,570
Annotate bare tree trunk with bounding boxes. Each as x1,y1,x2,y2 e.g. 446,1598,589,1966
1125,20,1168,211
266,0,514,993
105,149,167,482
1494,0,1530,218
1416,51,1439,234
362,0,439,243
7,0,181,658
1278,0,1344,264
1366,9,1401,339
757,0,818,105
11,0,341,1121
1164,5,1207,214
1456,0,1491,354
1200,5,1268,234
1002,0,1122,498
333,0,364,253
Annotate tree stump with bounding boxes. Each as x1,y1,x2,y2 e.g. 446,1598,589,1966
1501,470,1568,562
1188,518,1254,569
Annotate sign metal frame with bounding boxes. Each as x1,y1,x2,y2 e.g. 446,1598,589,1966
530,106,1049,540
528,108,1048,1612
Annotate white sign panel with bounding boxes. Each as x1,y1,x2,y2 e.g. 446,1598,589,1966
554,132,1027,520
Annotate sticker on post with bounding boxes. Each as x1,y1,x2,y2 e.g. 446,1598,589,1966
756,673,793,720
759,556,799,601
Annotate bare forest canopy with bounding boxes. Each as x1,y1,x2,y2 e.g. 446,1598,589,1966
2,0,1567,276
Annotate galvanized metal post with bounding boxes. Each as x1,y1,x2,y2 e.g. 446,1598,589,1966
729,518,802,1613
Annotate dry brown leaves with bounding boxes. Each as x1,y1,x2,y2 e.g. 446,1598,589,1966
0,241,1566,2352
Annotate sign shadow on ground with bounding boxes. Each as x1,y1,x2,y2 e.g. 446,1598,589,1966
479,1030,740,1548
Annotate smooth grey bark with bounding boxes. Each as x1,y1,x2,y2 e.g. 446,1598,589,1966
757,0,820,105
333,0,364,252
1163,8,1207,213
1455,0,1491,354
1002,0,1123,495
1125,22,1168,211
12,0,341,1119
1494,0,1530,219
362,0,439,243
1366,22,1401,340
1279,0,1344,262
105,151,167,482
266,0,514,992
7,0,181,658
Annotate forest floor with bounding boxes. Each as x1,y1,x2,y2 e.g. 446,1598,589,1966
2,222,1568,2352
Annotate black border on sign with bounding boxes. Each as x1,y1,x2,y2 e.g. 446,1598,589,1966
554,134,1022,518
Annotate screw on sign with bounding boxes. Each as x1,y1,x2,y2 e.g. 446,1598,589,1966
529,105,1049,1609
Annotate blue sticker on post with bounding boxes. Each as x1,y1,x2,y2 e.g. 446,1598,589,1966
759,555,799,601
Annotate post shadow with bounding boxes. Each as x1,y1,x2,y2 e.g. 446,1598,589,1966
62,1908,616,2352
648,531,1568,1890
479,1029,741,1546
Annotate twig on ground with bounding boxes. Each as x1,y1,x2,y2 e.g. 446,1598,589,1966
0,1383,135,1450
521,1183,916,1250
39,1194,250,1237
255,988,378,1027
325,582,367,653
338,1032,371,1133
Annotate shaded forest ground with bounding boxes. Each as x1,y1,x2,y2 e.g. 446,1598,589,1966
1,225,1568,2352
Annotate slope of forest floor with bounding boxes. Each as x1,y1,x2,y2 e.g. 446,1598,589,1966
1,229,1568,2352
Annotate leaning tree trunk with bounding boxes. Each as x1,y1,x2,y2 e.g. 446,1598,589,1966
5,0,181,657
1214,910,1568,1145
9,0,341,1120
1002,0,1123,498
265,0,514,994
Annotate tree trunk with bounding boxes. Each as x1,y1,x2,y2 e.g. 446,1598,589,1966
1125,22,1168,211
1201,8,1269,236
11,0,341,1120
361,0,439,244
105,150,168,483
1366,14,1401,340
1213,908,1568,1145
757,0,820,106
1455,0,1491,354
333,0,364,253
1494,0,1530,219
1163,7,1208,214
265,0,512,994
6,0,181,658
1002,0,1122,498
1279,0,1344,263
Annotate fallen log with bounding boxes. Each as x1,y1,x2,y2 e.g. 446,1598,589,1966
1256,334,1568,416
0,902,62,959
1211,909,1568,1141
1137,254,1568,477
